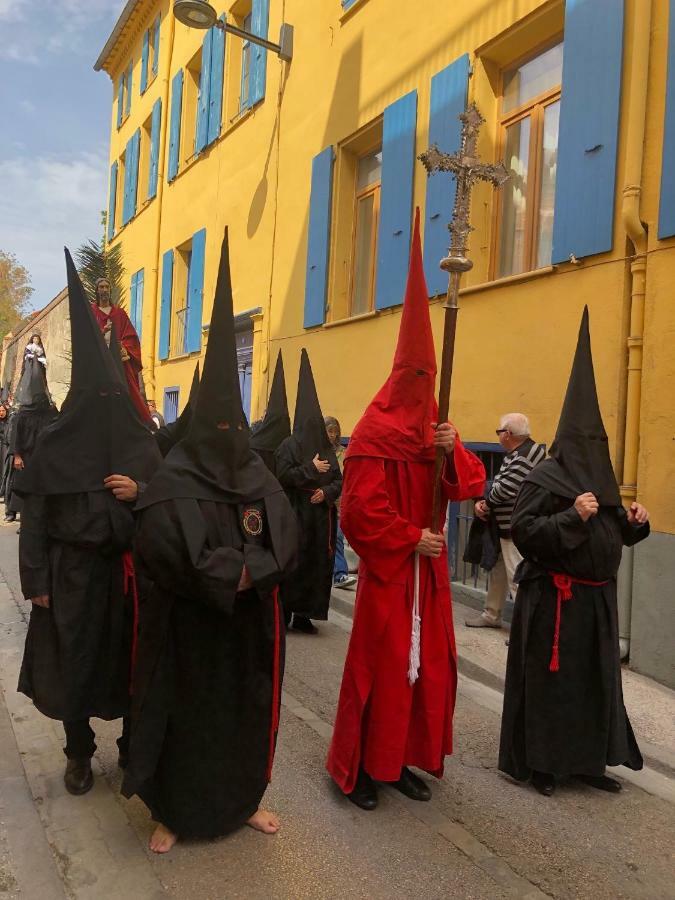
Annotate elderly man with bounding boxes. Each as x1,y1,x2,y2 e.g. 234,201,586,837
466,413,545,629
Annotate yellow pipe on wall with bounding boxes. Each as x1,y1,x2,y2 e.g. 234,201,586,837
146,6,176,399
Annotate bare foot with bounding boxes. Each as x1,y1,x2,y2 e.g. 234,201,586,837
246,808,280,834
149,823,177,854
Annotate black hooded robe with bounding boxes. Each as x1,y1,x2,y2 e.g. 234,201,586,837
498,482,648,781
123,492,297,838
123,230,298,839
16,250,161,733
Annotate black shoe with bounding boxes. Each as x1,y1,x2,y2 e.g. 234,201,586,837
346,769,378,811
577,773,622,793
531,770,555,797
389,767,432,802
292,615,318,635
64,758,93,795
3,514,15,524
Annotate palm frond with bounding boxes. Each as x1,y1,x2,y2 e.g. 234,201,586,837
74,240,126,306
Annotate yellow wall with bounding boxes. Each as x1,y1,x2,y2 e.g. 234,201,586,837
99,0,675,536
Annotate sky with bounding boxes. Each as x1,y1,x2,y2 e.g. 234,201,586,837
0,0,127,310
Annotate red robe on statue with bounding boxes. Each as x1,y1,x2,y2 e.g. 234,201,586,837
91,303,152,425
326,210,485,793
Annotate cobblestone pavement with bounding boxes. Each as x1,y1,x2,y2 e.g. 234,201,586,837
0,529,673,900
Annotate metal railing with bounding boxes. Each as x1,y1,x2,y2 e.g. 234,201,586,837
450,498,490,592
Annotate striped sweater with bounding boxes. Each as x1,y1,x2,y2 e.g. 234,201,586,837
486,438,546,537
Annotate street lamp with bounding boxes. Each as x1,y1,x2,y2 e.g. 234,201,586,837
173,0,294,62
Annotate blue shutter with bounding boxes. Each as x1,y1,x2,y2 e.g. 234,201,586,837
129,272,138,333
125,63,133,116
152,15,161,76
168,69,184,182
128,129,141,219
134,269,144,338
159,250,174,360
250,0,270,106
148,98,161,199
122,135,133,225
107,161,118,240
304,146,334,328
551,0,625,263
186,228,206,353
195,30,213,155
140,29,149,93
375,90,418,310
659,1,675,239
208,16,226,144
117,78,124,128
423,55,470,295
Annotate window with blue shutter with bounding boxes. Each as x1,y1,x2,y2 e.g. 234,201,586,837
423,55,470,295
107,161,118,241
140,29,150,94
148,99,161,199
186,228,206,353
208,16,226,143
125,62,133,117
375,90,418,310
130,269,144,338
551,0,624,263
250,0,270,107
159,250,174,360
304,146,335,328
240,12,253,111
117,78,124,128
195,30,213,155
659,0,675,239
122,136,133,225
168,69,184,182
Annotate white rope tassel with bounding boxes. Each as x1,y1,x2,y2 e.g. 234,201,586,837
408,552,421,686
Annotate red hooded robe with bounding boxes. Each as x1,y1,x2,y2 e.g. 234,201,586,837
91,303,152,425
326,211,485,792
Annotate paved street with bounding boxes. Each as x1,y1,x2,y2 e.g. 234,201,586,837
0,527,673,900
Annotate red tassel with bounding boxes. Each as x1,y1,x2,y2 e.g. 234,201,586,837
122,551,140,695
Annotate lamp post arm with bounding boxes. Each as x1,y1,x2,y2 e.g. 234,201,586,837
215,20,293,61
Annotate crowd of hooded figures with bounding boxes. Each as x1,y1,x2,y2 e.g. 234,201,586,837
9,214,650,855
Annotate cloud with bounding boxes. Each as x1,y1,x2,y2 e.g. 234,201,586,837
18,98,36,114
0,41,38,64
0,0,29,23
0,150,109,307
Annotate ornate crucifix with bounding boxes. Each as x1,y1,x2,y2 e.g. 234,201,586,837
419,103,509,533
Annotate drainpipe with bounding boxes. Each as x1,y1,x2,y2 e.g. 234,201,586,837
618,0,651,658
146,8,177,398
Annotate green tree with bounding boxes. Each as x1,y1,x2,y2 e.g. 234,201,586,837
0,250,33,340
75,238,125,306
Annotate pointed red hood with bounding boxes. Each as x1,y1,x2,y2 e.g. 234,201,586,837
346,209,438,463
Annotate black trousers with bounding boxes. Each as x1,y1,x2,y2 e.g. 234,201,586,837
63,718,130,760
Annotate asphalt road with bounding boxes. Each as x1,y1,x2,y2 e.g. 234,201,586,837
0,525,673,900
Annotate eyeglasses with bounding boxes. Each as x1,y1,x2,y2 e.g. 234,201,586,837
495,429,510,435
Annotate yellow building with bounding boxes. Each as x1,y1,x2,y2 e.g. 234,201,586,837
95,0,675,688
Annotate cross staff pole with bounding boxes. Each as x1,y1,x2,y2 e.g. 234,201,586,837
419,104,509,534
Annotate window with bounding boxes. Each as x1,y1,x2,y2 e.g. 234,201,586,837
116,149,126,232
170,246,191,357
182,49,202,166
163,387,179,424
350,150,382,316
236,325,254,418
141,17,160,93
125,61,133,117
139,115,152,204
240,12,253,112
494,41,563,278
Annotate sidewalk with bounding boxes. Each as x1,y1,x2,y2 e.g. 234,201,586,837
331,583,675,780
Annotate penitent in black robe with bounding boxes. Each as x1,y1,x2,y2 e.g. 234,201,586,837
498,481,649,782
18,491,137,722
123,491,297,839
275,438,341,620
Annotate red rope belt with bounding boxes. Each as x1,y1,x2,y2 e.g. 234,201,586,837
548,572,609,672
122,550,139,694
266,588,282,782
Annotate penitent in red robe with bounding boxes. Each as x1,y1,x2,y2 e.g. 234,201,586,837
327,445,484,792
326,209,485,793
91,303,152,425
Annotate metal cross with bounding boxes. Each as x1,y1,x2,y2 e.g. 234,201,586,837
419,103,509,295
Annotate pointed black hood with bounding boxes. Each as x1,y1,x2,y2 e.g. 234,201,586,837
14,248,161,496
250,351,291,472
528,307,622,506
137,230,280,507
